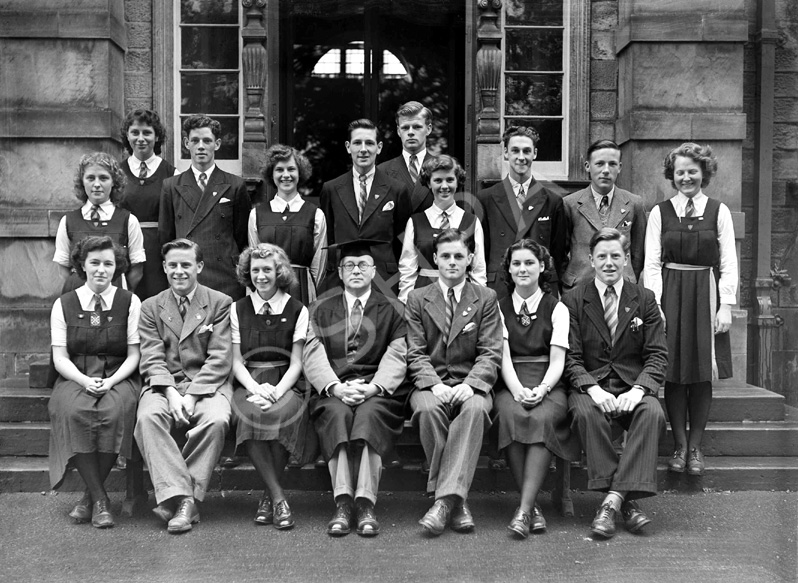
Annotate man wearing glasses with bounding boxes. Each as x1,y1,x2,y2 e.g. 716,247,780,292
304,240,408,537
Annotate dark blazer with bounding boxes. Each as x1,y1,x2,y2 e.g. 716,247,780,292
319,168,411,292
377,153,434,215
477,177,566,291
405,281,502,394
138,283,234,401
563,280,667,395
562,186,646,288
158,167,251,300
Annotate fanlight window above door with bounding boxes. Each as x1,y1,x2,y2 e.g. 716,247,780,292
311,42,410,80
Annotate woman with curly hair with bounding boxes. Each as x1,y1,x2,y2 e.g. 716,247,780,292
230,243,314,529
118,109,176,299
247,144,327,305
48,236,142,528
491,239,578,538
53,152,145,293
397,154,486,303
643,142,738,475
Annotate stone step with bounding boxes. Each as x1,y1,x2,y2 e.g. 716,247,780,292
28,360,50,389
2,455,796,493
4,419,798,458
0,382,784,423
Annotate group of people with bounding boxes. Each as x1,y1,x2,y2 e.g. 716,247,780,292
47,101,738,541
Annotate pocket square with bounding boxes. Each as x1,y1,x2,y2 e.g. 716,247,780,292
219,197,231,203
630,317,643,332
198,324,214,333
382,201,395,212
622,220,632,227
537,216,550,222
462,322,477,333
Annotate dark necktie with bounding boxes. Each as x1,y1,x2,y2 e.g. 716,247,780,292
90,204,101,227
445,288,455,338
358,174,368,222
348,299,363,350
516,185,526,209
604,286,618,340
283,203,290,215
440,210,450,230
198,172,208,193
518,301,532,327
259,303,272,316
90,294,102,327
685,198,695,218
178,295,189,320
409,154,419,184
598,195,609,225
139,161,148,184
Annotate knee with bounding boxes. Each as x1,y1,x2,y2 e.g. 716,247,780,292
460,395,490,421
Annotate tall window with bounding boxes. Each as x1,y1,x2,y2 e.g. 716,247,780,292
503,0,569,179
175,0,242,173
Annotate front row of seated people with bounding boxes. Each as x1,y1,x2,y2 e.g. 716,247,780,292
49,226,666,540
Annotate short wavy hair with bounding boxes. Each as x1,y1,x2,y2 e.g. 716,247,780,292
502,239,553,294
419,154,466,189
70,235,128,281
589,227,630,254
395,100,432,125
121,109,167,155
182,114,222,140
73,152,127,204
663,142,718,189
261,144,313,187
161,238,203,263
236,243,297,292
502,125,540,148
434,228,475,254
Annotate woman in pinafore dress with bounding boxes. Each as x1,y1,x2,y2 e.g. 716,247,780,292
397,155,486,303
643,143,737,475
48,236,141,528
230,243,314,529
491,239,579,538
247,144,327,305
118,109,175,300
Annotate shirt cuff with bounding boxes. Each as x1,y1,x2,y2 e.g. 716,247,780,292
719,295,737,306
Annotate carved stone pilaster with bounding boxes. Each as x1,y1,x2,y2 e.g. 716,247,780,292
475,0,502,144
242,0,268,143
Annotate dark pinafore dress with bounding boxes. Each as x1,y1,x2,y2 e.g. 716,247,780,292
659,197,732,382
231,295,314,462
255,200,318,305
61,208,131,293
411,210,477,289
119,159,175,300
491,293,579,460
47,289,140,488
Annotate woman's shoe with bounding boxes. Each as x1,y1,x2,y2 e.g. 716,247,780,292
254,497,273,525
69,490,92,523
530,504,547,533
91,498,115,529
686,447,705,475
507,507,531,539
668,447,687,473
273,500,295,530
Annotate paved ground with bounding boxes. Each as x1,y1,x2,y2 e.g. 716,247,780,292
0,488,795,583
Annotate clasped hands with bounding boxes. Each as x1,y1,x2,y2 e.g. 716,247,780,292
247,382,281,411
587,385,645,416
165,387,199,427
513,385,548,409
431,382,474,405
83,377,114,398
332,379,380,406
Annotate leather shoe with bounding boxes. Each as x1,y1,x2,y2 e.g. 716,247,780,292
327,501,353,536
69,491,92,523
254,497,273,525
668,446,687,473
167,498,199,533
507,507,531,539
91,498,115,529
530,503,547,533
152,501,175,523
450,500,475,532
273,500,295,530
590,503,617,538
687,447,705,475
621,500,651,533
355,500,380,537
419,499,452,536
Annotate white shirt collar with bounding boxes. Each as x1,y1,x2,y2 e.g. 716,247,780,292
673,190,707,206
352,166,375,181
431,202,457,216
344,288,371,312
508,174,533,193
402,148,426,167
81,199,115,216
590,184,616,203
594,277,623,301
512,288,543,314
438,278,467,304
251,289,286,314
172,284,198,306
77,282,117,310
271,193,303,211
128,154,160,175
191,164,216,183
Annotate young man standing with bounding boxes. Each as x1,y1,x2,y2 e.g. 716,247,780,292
562,139,646,291
377,100,435,215
564,228,667,539
159,115,251,300
477,126,566,295
405,229,502,536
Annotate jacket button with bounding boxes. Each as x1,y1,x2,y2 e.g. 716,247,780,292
215,234,220,240
177,214,182,219
221,214,226,218
217,257,223,262
500,232,505,237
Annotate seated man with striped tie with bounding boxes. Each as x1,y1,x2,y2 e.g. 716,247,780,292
405,229,502,536
563,227,667,539
304,239,408,537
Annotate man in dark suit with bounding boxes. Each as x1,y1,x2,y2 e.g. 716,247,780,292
562,140,646,291
377,100,434,215
304,240,408,538
477,126,566,296
319,118,411,295
159,114,250,301
563,227,667,539
135,239,233,533
405,229,502,536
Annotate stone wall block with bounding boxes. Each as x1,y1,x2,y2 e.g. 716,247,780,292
0,309,51,353
591,1,618,31
0,240,61,303
774,98,798,123
126,22,151,49
774,124,798,150
774,72,798,97
774,149,798,180
591,31,615,60
124,0,152,23
589,121,615,145
772,208,798,233
124,72,152,100
125,97,153,112
125,48,151,72
590,59,617,91
590,91,617,121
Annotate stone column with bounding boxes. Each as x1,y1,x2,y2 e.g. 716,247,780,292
615,0,749,381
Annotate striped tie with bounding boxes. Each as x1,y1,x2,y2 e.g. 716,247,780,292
440,210,450,230
198,172,207,193
178,295,188,320
358,173,368,222
516,185,526,209
348,299,363,350
139,161,148,181
685,198,695,218
598,195,609,225
259,303,272,316
91,294,102,327
90,204,101,227
604,286,618,341
445,288,455,338
409,154,419,184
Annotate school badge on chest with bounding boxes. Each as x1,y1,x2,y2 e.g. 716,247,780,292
90,312,101,327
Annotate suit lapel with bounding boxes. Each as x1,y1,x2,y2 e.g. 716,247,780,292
388,157,413,190
175,170,202,213
159,292,184,341
409,153,434,211
335,177,360,225
576,188,604,231
607,189,632,229
188,169,230,234
422,284,447,337
613,282,638,345
584,282,613,347
494,177,519,230
447,283,478,345
516,182,547,240
180,285,208,342
361,170,389,225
